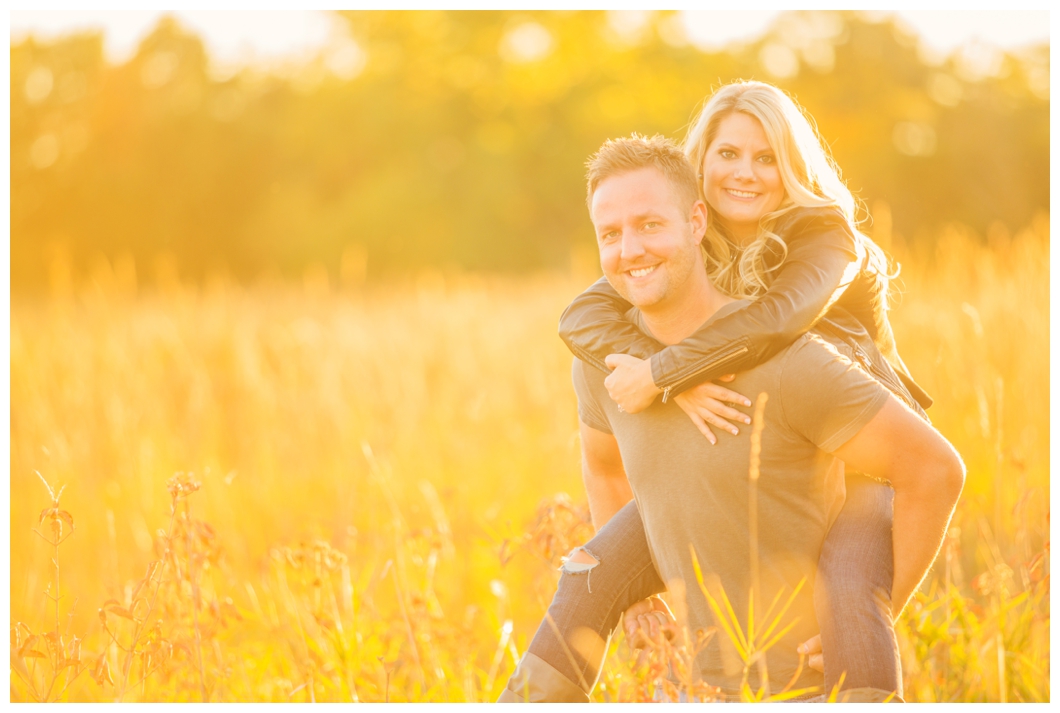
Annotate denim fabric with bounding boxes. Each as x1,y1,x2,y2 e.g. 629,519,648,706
815,475,901,697
512,474,898,701
520,499,665,698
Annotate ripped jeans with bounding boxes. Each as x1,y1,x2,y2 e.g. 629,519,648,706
504,474,900,700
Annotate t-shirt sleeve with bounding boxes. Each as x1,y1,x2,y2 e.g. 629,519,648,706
572,359,613,434
779,335,891,452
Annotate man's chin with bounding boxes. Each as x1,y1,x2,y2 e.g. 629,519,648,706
616,285,664,308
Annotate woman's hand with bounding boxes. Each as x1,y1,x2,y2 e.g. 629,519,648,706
797,634,825,673
604,354,662,413
672,377,752,445
623,596,676,650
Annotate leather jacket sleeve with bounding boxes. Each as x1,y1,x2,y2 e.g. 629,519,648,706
558,206,860,399
557,277,662,374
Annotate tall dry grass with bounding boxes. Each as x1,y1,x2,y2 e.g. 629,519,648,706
10,217,1049,701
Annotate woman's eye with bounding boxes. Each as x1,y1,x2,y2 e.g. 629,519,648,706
758,155,775,165
720,150,736,159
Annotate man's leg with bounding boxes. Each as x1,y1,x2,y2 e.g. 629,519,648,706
499,500,665,702
815,474,903,698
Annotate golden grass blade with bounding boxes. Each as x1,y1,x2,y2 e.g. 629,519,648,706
756,586,787,640
690,546,748,660
827,671,847,702
715,583,749,654
765,685,821,702
754,577,806,648
754,617,801,657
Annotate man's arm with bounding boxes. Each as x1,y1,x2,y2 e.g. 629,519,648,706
831,397,966,617
579,421,633,530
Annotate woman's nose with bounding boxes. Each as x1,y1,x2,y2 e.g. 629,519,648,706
733,159,755,181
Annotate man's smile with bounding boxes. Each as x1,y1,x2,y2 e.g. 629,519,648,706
627,265,658,278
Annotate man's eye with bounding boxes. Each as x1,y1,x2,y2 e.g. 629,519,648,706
644,222,659,230
601,231,619,242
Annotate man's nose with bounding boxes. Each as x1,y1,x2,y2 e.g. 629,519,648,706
620,232,645,260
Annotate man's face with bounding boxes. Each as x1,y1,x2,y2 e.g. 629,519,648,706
590,167,706,309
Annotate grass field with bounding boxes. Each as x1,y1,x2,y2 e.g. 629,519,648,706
10,217,1049,702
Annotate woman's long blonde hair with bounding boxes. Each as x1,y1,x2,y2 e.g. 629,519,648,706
683,80,893,301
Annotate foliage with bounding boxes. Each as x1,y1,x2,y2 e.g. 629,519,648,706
10,11,1049,290
9,219,1049,701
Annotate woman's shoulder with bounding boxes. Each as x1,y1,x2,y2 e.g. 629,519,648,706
772,205,852,240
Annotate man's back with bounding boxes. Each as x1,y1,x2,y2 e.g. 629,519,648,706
573,301,892,695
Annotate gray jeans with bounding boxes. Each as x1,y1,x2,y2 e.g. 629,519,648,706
507,474,901,700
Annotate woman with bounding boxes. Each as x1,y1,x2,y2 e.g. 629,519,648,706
501,81,932,702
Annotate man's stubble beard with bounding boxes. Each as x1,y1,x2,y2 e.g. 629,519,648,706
608,237,701,313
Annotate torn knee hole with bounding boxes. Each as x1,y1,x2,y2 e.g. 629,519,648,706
560,546,599,574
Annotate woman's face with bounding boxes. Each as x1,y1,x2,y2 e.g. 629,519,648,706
701,112,785,243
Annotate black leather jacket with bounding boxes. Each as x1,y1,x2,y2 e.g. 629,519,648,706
558,205,932,410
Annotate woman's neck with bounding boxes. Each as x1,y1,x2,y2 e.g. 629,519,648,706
717,219,758,245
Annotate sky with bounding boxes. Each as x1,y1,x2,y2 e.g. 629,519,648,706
9,10,1051,70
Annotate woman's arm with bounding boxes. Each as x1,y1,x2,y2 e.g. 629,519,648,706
558,277,661,374
558,206,861,402
653,207,860,399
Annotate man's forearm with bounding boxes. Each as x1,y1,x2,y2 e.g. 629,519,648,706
579,422,634,530
831,398,966,620
583,469,633,530
890,475,963,617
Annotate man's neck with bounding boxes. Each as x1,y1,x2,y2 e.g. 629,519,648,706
640,269,734,346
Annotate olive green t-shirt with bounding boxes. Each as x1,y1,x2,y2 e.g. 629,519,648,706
572,301,891,695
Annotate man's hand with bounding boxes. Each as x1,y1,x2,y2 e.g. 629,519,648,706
671,377,752,445
603,354,661,413
622,597,677,650
797,634,824,673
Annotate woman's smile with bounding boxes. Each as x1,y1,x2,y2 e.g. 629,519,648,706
702,112,785,242
724,188,762,201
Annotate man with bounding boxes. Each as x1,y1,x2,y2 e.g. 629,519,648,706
500,135,964,702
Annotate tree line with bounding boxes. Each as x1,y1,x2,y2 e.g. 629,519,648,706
11,11,1049,290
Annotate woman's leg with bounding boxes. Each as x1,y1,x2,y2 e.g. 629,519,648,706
500,499,665,702
814,474,903,698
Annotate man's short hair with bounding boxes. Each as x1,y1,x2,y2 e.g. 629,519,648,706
585,133,700,212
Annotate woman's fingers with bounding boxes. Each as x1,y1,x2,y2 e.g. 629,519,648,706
697,402,743,436
691,382,752,410
808,653,824,673
688,413,717,445
703,399,751,427
708,387,753,412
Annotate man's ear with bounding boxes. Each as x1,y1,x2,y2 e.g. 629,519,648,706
690,200,708,245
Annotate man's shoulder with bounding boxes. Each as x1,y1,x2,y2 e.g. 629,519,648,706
782,330,853,369
735,331,850,385
571,357,610,404
572,356,603,384
774,330,891,450
571,358,615,435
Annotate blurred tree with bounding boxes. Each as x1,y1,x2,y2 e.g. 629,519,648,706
9,10,1050,291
